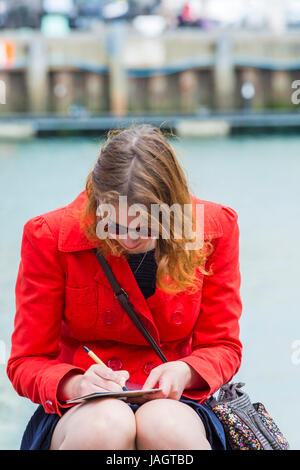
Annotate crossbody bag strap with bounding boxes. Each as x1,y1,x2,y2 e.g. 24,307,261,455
93,248,168,363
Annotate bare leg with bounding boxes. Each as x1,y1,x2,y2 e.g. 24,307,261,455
135,398,211,450
50,398,136,450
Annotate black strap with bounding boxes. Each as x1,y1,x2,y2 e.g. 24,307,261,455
93,248,168,363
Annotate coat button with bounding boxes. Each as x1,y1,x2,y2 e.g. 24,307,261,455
103,309,116,325
45,400,54,412
107,357,123,370
144,362,157,375
171,310,184,325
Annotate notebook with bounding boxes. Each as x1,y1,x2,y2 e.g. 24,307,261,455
65,388,162,404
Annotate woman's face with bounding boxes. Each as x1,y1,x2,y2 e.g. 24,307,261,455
98,201,157,254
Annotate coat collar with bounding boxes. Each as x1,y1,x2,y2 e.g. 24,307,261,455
58,190,99,252
58,190,223,253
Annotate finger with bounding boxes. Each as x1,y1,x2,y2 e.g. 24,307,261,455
96,380,123,392
90,364,117,381
119,377,127,388
113,370,130,387
158,374,172,397
168,381,182,400
119,370,130,380
141,371,172,399
142,370,161,391
90,364,128,386
90,374,124,392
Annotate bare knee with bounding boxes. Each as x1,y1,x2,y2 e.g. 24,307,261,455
52,399,136,450
135,399,211,450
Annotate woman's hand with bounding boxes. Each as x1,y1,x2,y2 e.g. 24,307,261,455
57,365,130,402
128,361,193,404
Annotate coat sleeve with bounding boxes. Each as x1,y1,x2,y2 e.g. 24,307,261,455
6,216,85,416
180,205,243,402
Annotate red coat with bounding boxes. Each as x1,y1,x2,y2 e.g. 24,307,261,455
7,190,242,416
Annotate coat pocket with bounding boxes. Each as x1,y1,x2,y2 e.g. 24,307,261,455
64,285,98,329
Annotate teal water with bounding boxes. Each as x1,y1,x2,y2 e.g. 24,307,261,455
0,134,299,449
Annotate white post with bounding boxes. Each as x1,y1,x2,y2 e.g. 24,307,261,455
214,34,235,110
26,34,48,113
0,78,6,105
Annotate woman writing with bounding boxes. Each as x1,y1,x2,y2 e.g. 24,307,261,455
7,125,242,450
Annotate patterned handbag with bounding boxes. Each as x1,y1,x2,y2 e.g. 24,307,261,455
207,382,290,450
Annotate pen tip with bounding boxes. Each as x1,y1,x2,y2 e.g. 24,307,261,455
83,346,90,353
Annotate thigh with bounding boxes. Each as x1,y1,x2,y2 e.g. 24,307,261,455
50,398,136,450
135,398,211,450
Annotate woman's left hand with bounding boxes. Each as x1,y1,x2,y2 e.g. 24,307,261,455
128,361,193,404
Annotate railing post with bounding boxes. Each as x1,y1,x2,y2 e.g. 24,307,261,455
106,21,128,117
26,34,48,113
214,34,235,110
0,74,7,107
271,70,291,107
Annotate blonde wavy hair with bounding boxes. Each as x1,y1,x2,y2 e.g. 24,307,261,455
80,124,214,294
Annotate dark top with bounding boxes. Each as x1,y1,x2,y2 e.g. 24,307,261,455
127,248,157,299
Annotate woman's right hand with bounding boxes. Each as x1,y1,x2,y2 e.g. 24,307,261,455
58,365,130,402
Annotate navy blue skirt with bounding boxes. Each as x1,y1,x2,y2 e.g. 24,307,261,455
20,397,226,450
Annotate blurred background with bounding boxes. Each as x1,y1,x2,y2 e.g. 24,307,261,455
1,0,300,123
0,0,300,450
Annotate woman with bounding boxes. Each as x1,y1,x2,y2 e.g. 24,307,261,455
7,125,242,450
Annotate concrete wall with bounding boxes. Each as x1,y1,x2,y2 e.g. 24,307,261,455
0,27,299,116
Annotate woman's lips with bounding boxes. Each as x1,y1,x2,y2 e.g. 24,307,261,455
120,240,142,250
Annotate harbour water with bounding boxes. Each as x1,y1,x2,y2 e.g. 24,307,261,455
0,133,299,449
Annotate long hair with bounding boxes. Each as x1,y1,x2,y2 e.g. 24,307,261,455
80,124,214,294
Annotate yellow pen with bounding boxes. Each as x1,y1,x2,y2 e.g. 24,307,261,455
83,346,129,391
